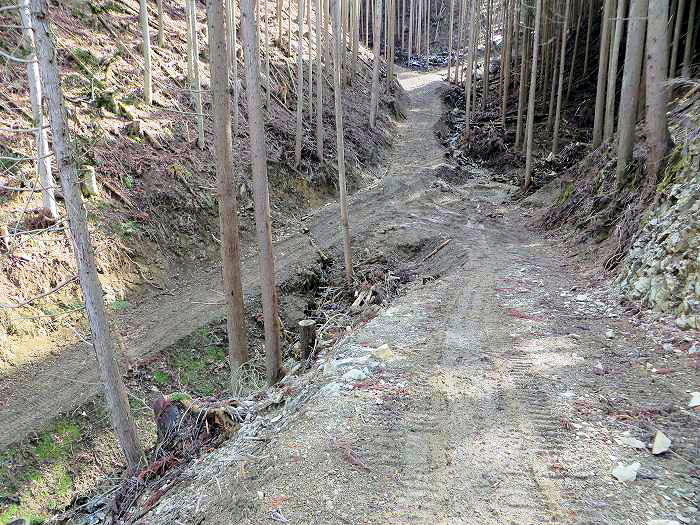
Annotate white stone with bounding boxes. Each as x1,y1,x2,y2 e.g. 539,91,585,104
651,431,671,455
341,368,369,382
647,521,681,525
611,462,641,482
688,392,700,408
616,436,646,449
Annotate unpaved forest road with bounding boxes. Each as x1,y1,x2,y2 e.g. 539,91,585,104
148,69,699,525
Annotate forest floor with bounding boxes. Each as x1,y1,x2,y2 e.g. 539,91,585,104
139,68,699,525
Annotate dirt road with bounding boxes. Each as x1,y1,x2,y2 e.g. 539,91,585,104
145,69,699,524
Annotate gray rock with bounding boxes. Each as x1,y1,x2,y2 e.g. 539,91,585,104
611,461,641,481
651,430,671,455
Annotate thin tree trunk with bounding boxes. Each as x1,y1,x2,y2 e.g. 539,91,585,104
266,0,272,108
316,0,324,159
455,0,466,82
523,0,542,189
206,0,249,392
370,0,382,127
308,0,314,118
582,0,593,77
188,0,205,148
615,0,648,185
19,3,57,219
646,0,671,182
331,0,353,286
515,4,529,149
447,0,455,80
185,0,194,86
552,0,570,153
408,0,414,60
604,0,627,141
31,0,145,472
401,0,406,49
465,0,477,127
157,0,165,47
669,0,686,74
417,0,423,55
240,0,282,385
565,0,582,101
681,0,697,76
481,0,492,109
139,0,153,104
295,0,306,166
547,11,560,131
592,0,614,147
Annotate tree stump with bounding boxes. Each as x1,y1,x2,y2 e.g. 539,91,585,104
299,319,316,360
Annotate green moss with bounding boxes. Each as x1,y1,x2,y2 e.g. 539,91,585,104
557,181,574,205
152,370,171,385
110,299,130,311
32,420,80,460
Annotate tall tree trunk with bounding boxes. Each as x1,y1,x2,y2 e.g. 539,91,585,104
157,0,165,47
206,0,249,392
582,0,593,77
265,0,272,109
226,0,241,133
565,0,582,101
295,0,306,166
19,3,57,219
331,0,354,286
370,0,382,128
646,0,672,182
615,0,648,185
455,0,466,83
604,0,627,142
447,0,455,81
185,0,194,86
515,4,529,149
31,0,145,472
481,0,492,109
401,0,406,49
188,0,205,148
681,0,697,76
669,0,686,74
316,0,324,159
547,12,560,131
552,0,570,153
139,0,153,104
523,0,542,189
240,0,283,385
593,0,614,147
408,0,414,60
500,0,512,126
465,0,477,127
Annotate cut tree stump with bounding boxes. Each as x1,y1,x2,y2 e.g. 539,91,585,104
299,319,316,360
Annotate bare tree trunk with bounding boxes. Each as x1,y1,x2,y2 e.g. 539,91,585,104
646,0,671,182
408,0,414,59
547,12,560,131
206,0,249,392
31,0,145,472
188,0,205,148
370,0,382,128
582,0,593,77
295,0,306,166
455,0,466,82
226,0,241,133
515,4,529,149
604,0,627,141
565,0,582,101
416,0,423,54
500,0,513,125
682,0,697,76
240,0,283,385
447,0,455,80
330,0,353,286
316,0,324,159
19,3,57,219
669,0,686,74
157,0,165,46
352,0,360,80
552,0,570,153
185,0,194,86
465,0,477,127
481,0,492,109
139,0,153,104
615,0,648,185
401,0,406,49
523,0,542,189
593,0,614,147
265,0,272,109
426,0,431,55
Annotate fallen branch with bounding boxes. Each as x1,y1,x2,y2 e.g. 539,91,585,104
0,275,78,309
420,239,451,264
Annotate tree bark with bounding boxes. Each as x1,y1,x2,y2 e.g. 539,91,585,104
19,3,57,219
515,3,529,149
592,0,614,147
669,0,686,74
206,0,249,393
565,0,582,101
408,0,414,60
31,0,145,472
582,0,593,77
615,0,648,185
185,0,194,86
552,0,570,153
240,0,283,385
681,0,697,76
370,0,382,128
316,0,324,159
646,0,672,183
295,0,306,166
501,0,513,126
226,0,241,133
188,0,205,148
604,0,627,142
331,0,354,286
523,0,542,189
481,0,492,109
139,0,153,104
465,0,477,127
157,0,165,47
447,0,455,81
